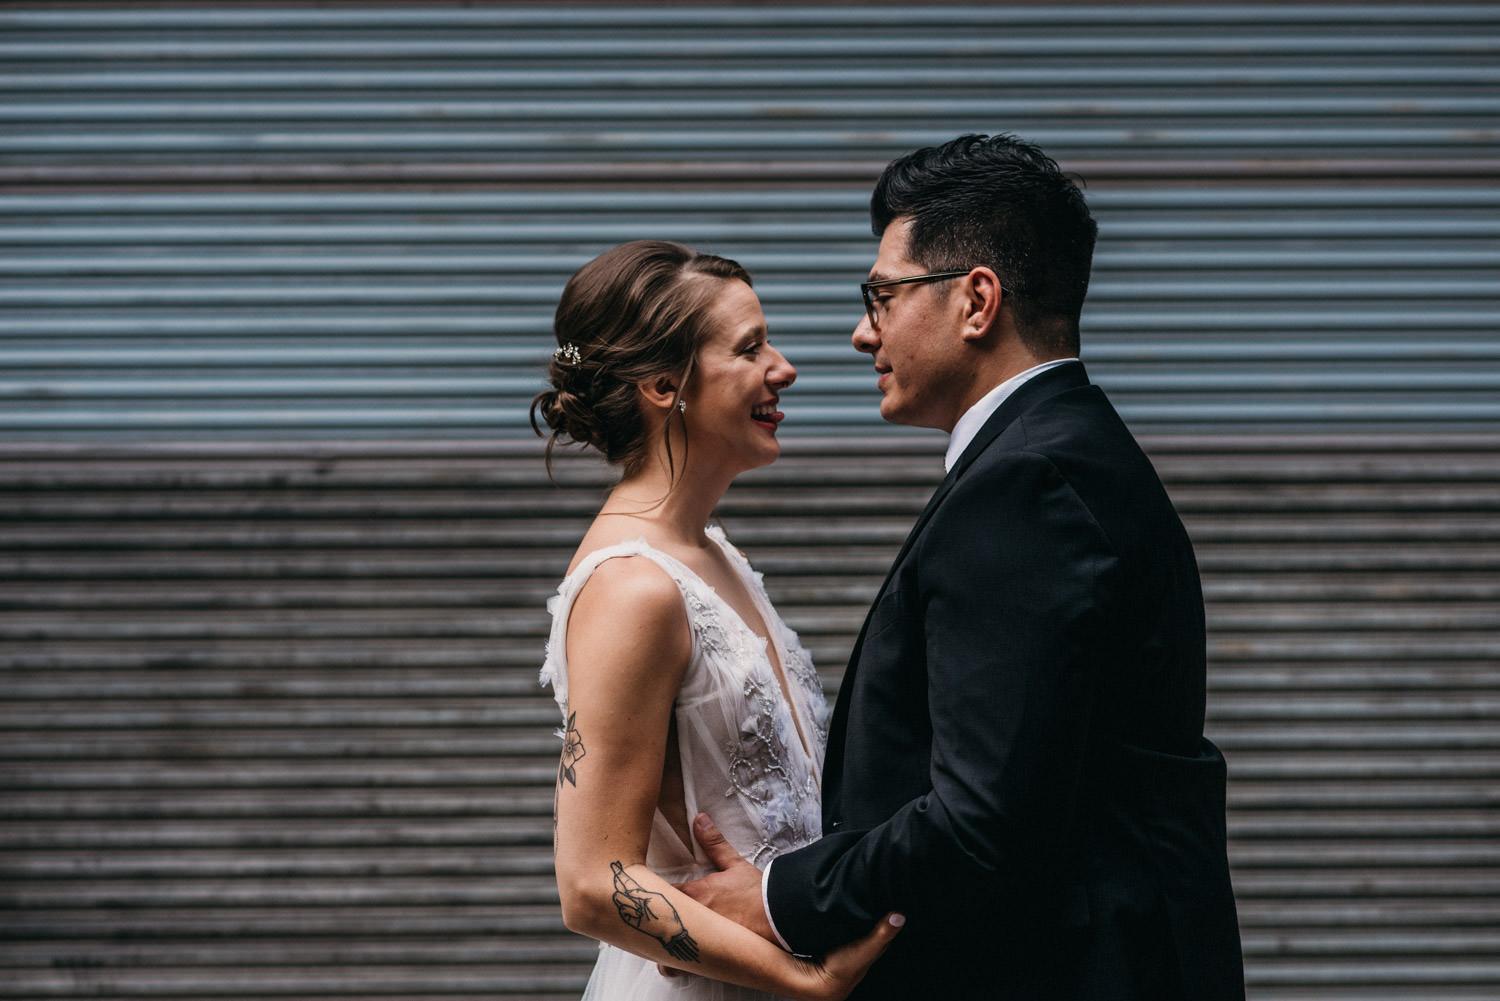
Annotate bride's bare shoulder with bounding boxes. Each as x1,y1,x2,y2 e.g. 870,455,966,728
570,545,685,631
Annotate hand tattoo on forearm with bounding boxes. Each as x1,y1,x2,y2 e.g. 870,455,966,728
611,861,700,963
558,710,586,787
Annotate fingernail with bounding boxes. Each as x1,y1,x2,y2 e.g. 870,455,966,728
889,913,906,928
694,813,711,829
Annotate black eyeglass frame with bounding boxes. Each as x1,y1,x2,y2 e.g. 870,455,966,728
860,269,975,329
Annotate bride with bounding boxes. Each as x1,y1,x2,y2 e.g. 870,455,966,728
533,241,901,1000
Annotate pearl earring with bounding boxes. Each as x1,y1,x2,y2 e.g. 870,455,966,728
677,400,686,414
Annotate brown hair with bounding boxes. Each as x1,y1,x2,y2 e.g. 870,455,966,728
530,240,752,476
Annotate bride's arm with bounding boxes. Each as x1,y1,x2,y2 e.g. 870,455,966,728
552,556,896,1001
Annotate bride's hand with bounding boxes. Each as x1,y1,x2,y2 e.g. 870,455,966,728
794,912,905,1001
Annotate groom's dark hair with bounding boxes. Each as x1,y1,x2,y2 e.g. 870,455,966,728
871,133,1097,357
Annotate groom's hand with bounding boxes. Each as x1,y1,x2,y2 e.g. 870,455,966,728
675,812,777,943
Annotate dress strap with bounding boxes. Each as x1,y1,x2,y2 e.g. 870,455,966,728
538,539,692,706
703,523,743,567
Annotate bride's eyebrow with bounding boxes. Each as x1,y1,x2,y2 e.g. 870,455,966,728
730,327,767,349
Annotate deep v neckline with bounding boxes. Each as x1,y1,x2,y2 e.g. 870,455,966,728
563,532,816,761
640,534,815,762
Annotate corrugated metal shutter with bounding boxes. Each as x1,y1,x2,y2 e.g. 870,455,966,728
4,435,1498,999
4,184,1499,438
1,2,1497,437
2,4,1498,1000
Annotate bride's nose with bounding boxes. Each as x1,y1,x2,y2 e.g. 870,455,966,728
768,347,796,389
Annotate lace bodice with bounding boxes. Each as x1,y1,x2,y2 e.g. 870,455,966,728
540,525,829,880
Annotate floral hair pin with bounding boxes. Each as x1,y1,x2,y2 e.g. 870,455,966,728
553,343,582,367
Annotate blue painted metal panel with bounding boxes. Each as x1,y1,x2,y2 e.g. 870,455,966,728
0,2,1496,440
2,185,1496,437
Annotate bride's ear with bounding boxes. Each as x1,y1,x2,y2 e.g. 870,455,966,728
637,375,679,414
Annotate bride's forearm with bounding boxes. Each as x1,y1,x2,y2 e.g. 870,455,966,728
559,859,828,1000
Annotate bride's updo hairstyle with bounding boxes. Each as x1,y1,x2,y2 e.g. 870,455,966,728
531,240,752,476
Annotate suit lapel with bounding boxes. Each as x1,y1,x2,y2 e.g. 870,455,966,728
823,363,1091,818
888,363,1087,578
839,363,1091,684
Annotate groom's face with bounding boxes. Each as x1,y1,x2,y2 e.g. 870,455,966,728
852,218,970,433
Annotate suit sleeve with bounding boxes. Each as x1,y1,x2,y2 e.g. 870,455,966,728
766,449,1121,954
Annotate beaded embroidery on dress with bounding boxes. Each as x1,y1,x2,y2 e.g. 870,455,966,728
540,525,829,1001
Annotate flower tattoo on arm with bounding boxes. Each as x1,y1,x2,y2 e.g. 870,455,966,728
611,861,700,963
558,710,586,787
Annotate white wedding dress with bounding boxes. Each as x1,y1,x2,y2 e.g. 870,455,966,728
541,526,830,1000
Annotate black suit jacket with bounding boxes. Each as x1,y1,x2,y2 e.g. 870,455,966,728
766,363,1245,1000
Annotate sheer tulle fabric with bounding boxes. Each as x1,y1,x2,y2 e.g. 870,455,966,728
541,527,829,1000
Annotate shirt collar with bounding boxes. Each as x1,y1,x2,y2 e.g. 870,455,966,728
944,358,1080,472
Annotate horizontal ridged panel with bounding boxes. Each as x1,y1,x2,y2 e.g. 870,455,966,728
1,434,1498,1000
2,5,1496,177
3,185,1498,436
1,3,1498,438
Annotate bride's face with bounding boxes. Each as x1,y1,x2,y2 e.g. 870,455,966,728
679,280,797,476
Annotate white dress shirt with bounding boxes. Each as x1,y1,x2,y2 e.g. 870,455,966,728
943,358,1080,472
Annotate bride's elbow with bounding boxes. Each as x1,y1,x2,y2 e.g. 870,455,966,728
558,897,593,938
555,866,610,937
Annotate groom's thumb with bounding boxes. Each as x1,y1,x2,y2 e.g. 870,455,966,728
693,813,741,871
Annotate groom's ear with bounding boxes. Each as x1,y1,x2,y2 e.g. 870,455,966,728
960,267,1005,342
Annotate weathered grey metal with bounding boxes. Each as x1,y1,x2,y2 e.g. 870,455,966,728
2,434,1499,1000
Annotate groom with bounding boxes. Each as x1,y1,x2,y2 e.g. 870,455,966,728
680,134,1246,999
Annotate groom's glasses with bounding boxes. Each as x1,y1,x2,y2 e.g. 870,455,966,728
860,270,972,331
